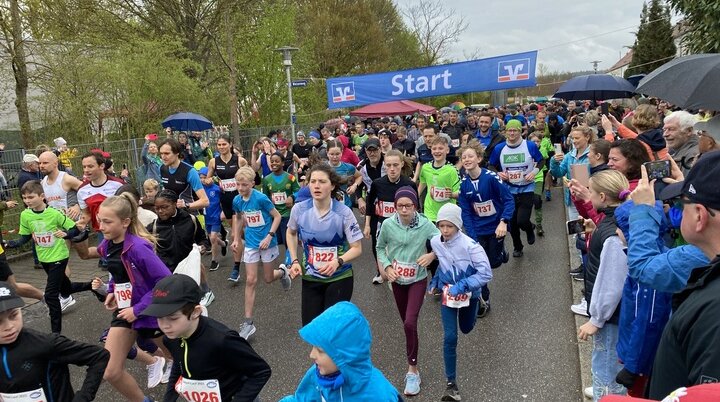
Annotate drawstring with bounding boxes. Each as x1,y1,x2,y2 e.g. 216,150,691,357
181,338,191,377
2,347,11,379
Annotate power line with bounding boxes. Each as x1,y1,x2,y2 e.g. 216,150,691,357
537,17,670,52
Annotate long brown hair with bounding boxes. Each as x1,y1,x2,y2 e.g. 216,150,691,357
100,193,157,245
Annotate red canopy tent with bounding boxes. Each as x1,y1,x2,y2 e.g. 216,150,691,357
348,100,436,117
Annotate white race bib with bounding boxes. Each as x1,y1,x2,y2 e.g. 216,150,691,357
271,192,287,205
34,232,56,248
375,201,396,218
442,285,471,308
244,211,265,228
308,246,338,270
451,139,460,148
175,377,222,402
114,282,133,309
506,169,525,185
430,186,451,202
219,179,237,192
299,157,309,165
0,387,47,401
473,201,497,217
393,260,418,282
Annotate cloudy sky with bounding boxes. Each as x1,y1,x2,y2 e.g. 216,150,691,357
394,0,670,73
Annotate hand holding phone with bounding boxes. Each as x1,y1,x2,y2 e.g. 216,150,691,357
643,160,670,180
566,218,585,235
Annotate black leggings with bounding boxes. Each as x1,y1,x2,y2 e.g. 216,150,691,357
301,276,353,325
42,258,91,333
509,192,535,252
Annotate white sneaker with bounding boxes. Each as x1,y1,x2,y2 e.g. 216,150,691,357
584,386,593,398
279,264,292,291
200,290,215,307
146,356,166,388
238,321,256,340
571,298,589,317
161,359,173,384
59,295,76,313
372,274,384,284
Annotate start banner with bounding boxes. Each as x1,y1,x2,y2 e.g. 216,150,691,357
326,50,538,109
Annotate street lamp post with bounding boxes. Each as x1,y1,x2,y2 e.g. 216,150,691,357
274,46,299,140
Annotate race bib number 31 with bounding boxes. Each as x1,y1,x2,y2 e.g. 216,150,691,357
175,377,222,402
114,282,133,309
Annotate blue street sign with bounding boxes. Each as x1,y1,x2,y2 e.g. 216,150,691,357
291,80,308,88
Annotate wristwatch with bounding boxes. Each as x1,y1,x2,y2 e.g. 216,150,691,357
500,218,508,224
268,231,276,237
337,257,344,266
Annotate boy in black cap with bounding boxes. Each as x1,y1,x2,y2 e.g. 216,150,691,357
0,281,109,401
142,275,271,402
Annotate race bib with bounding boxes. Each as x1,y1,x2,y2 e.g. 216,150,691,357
430,186,451,202
219,179,237,192
34,232,55,248
473,201,496,217
0,388,47,402
308,245,338,270
271,192,287,205
375,201,396,218
114,282,133,309
442,285,471,308
393,260,418,282
451,138,460,148
175,377,222,402
299,157,309,165
506,169,525,185
244,211,265,228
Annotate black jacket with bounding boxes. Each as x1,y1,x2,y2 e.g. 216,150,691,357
0,328,109,401
649,256,720,398
163,316,271,402
149,208,210,271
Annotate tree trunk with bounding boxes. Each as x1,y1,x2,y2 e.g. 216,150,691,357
9,0,32,149
225,13,240,145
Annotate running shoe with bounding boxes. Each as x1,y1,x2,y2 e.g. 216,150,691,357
228,269,240,282
584,386,593,399
209,261,220,271
161,360,173,384
545,190,552,201
441,381,461,401
200,290,215,307
477,298,491,318
536,224,544,237
221,240,227,256
238,321,256,340
60,295,76,312
34,263,43,270
572,273,584,282
569,265,584,276
502,248,509,263
146,356,166,389
404,372,421,396
571,298,589,317
372,274,384,284
279,264,292,291
512,249,523,258
527,225,536,245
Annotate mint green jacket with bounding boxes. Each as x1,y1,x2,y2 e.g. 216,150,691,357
376,212,439,285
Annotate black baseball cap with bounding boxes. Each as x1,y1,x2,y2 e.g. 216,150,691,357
660,151,720,210
0,282,24,313
364,138,380,149
141,275,202,318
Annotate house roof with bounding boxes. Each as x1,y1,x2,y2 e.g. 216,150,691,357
607,50,634,72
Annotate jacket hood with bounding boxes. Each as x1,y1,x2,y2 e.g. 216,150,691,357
638,128,666,151
299,302,372,393
615,200,667,244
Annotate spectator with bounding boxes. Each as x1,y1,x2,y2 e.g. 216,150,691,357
188,131,212,165
602,105,669,161
694,115,720,159
17,154,42,190
663,111,700,175
141,134,162,182
53,137,77,175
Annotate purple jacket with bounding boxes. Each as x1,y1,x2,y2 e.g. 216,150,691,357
98,233,171,329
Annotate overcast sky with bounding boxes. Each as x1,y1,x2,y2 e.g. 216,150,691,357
394,0,669,73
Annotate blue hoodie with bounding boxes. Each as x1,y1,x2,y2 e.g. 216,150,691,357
457,169,515,237
280,302,400,402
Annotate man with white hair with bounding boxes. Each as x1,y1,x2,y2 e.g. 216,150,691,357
663,111,700,176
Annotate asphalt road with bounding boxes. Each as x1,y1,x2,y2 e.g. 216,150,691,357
23,191,581,402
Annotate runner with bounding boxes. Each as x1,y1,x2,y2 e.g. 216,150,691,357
230,166,291,340
0,281,110,401
326,139,362,209
429,203,492,402
0,199,44,303
199,167,225,271
488,119,545,257
528,132,553,236
457,141,514,318
417,136,460,223
261,152,300,260
38,151,83,220
376,186,438,396
158,138,210,215
364,149,415,284
286,164,364,325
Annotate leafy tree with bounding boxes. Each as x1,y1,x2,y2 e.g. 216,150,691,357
625,0,676,77
666,0,720,53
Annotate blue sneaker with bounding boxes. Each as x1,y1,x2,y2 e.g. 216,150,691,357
228,269,240,282
404,372,421,396
545,190,552,201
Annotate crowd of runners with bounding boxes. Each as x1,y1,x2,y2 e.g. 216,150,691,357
1,99,720,401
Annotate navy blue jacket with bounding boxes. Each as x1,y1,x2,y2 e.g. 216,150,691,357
457,169,514,238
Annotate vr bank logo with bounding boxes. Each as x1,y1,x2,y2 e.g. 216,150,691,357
498,59,531,82
332,82,356,103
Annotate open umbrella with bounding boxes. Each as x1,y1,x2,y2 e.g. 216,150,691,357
626,74,646,88
449,101,466,111
636,54,720,110
162,112,213,131
553,74,635,101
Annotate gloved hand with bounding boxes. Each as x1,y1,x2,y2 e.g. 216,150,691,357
448,280,468,297
615,368,638,388
71,227,90,243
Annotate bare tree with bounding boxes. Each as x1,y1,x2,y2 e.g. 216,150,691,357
402,0,468,65
0,0,32,149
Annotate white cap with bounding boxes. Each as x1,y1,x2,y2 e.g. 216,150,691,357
23,154,39,163
436,203,463,229
695,115,720,142
54,137,67,147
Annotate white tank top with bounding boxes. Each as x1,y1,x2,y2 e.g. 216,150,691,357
42,171,68,210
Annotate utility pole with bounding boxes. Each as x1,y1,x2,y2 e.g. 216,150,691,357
274,46,299,140
591,60,602,73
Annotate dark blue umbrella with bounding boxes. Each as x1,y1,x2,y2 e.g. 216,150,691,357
636,54,720,110
626,74,646,88
553,74,635,101
162,112,213,131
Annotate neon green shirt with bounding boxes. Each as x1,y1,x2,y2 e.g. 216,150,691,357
261,172,300,217
19,207,75,263
420,162,460,221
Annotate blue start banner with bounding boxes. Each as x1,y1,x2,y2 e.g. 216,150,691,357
326,50,538,109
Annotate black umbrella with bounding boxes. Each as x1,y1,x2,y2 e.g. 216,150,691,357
636,54,720,110
553,74,635,101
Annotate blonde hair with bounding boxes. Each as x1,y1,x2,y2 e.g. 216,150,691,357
589,170,630,205
100,193,156,244
632,104,660,132
235,166,256,182
570,125,596,144
458,139,486,159
143,178,159,190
